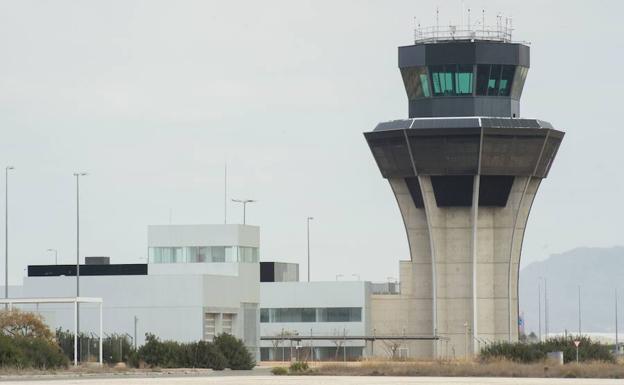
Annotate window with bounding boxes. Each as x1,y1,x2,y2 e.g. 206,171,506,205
318,307,362,322
498,65,516,96
455,64,473,95
222,313,234,334
487,64,502,95
204,313,217,341
511,66,528,99
400,67,431,99
149,246,259,264
430,65,473,96
260,308,269,323
260,307,362,323
476,65,490,95
239,247,259,263
211,246,226,262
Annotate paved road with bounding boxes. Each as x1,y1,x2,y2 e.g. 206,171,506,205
2,376,624,385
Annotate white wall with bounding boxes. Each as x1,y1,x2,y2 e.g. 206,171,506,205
148,224,259,247
260,281,370,348
18,262,260,347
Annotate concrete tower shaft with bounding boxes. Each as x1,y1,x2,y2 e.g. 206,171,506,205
365,38,564,358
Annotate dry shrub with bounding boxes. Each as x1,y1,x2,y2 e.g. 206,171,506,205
311,359,624,378
0,310,54,342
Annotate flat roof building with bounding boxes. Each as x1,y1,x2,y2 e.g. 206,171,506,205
20,224,261,359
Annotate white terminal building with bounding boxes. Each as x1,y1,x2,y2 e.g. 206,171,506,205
18,224,261,358
9,224,434,361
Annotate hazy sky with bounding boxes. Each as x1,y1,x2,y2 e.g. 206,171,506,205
0,0,622,285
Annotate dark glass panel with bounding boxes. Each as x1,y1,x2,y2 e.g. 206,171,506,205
499,65,516,96
487,64,502,96
400,67,431,99
476,64,490,95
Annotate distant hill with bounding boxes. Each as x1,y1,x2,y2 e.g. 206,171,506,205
519,246,624,336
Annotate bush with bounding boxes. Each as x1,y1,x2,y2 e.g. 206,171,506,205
135,333,233,370
0,311,68,369
184,340,227,370
289,361,309,373
480,336,614,364
214,333,255,370
271,366,288,375
0,334,68,369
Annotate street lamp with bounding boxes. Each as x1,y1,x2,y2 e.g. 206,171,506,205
231,199,255,225
5,166,14,304
307,217,313,282
73,172,87,361
47,249,58,265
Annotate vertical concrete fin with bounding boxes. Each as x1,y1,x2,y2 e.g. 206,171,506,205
402,129,438,356
506,130,551,341
471,128,484,354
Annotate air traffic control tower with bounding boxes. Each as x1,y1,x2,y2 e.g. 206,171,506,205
365,24,564,357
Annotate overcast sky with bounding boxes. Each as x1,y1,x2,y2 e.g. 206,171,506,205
0,0,622,285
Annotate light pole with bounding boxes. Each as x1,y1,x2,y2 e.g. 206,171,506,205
4,166,14,305
47,249,58,265
538,278,542,342
231,199,255,225
307,217,313,282
578,285,582,337
74,172,87,362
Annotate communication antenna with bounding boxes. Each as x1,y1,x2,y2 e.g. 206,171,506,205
482,9,485,33
435,7,440,41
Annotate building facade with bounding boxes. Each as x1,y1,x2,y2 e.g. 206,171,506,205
259,281,372,361
21,224,261,358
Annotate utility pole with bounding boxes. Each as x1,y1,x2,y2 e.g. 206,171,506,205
5,166,14,307
616,288,619,355
538,279,542,341
544,278,549,339
578,285,582,336
134,316,138,349
73,172,87,362
307,217,313,282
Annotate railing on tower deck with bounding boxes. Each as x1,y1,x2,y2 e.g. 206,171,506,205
414,24,515,44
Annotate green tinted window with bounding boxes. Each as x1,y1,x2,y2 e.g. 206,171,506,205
487,65,502,95
420,74,431,97
430,65,472,96
476,65,490,95
499,65,516,96
456,64,473,94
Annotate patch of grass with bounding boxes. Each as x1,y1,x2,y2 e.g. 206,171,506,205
271,366,288,375
308,359,624,378
289,361,309,373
